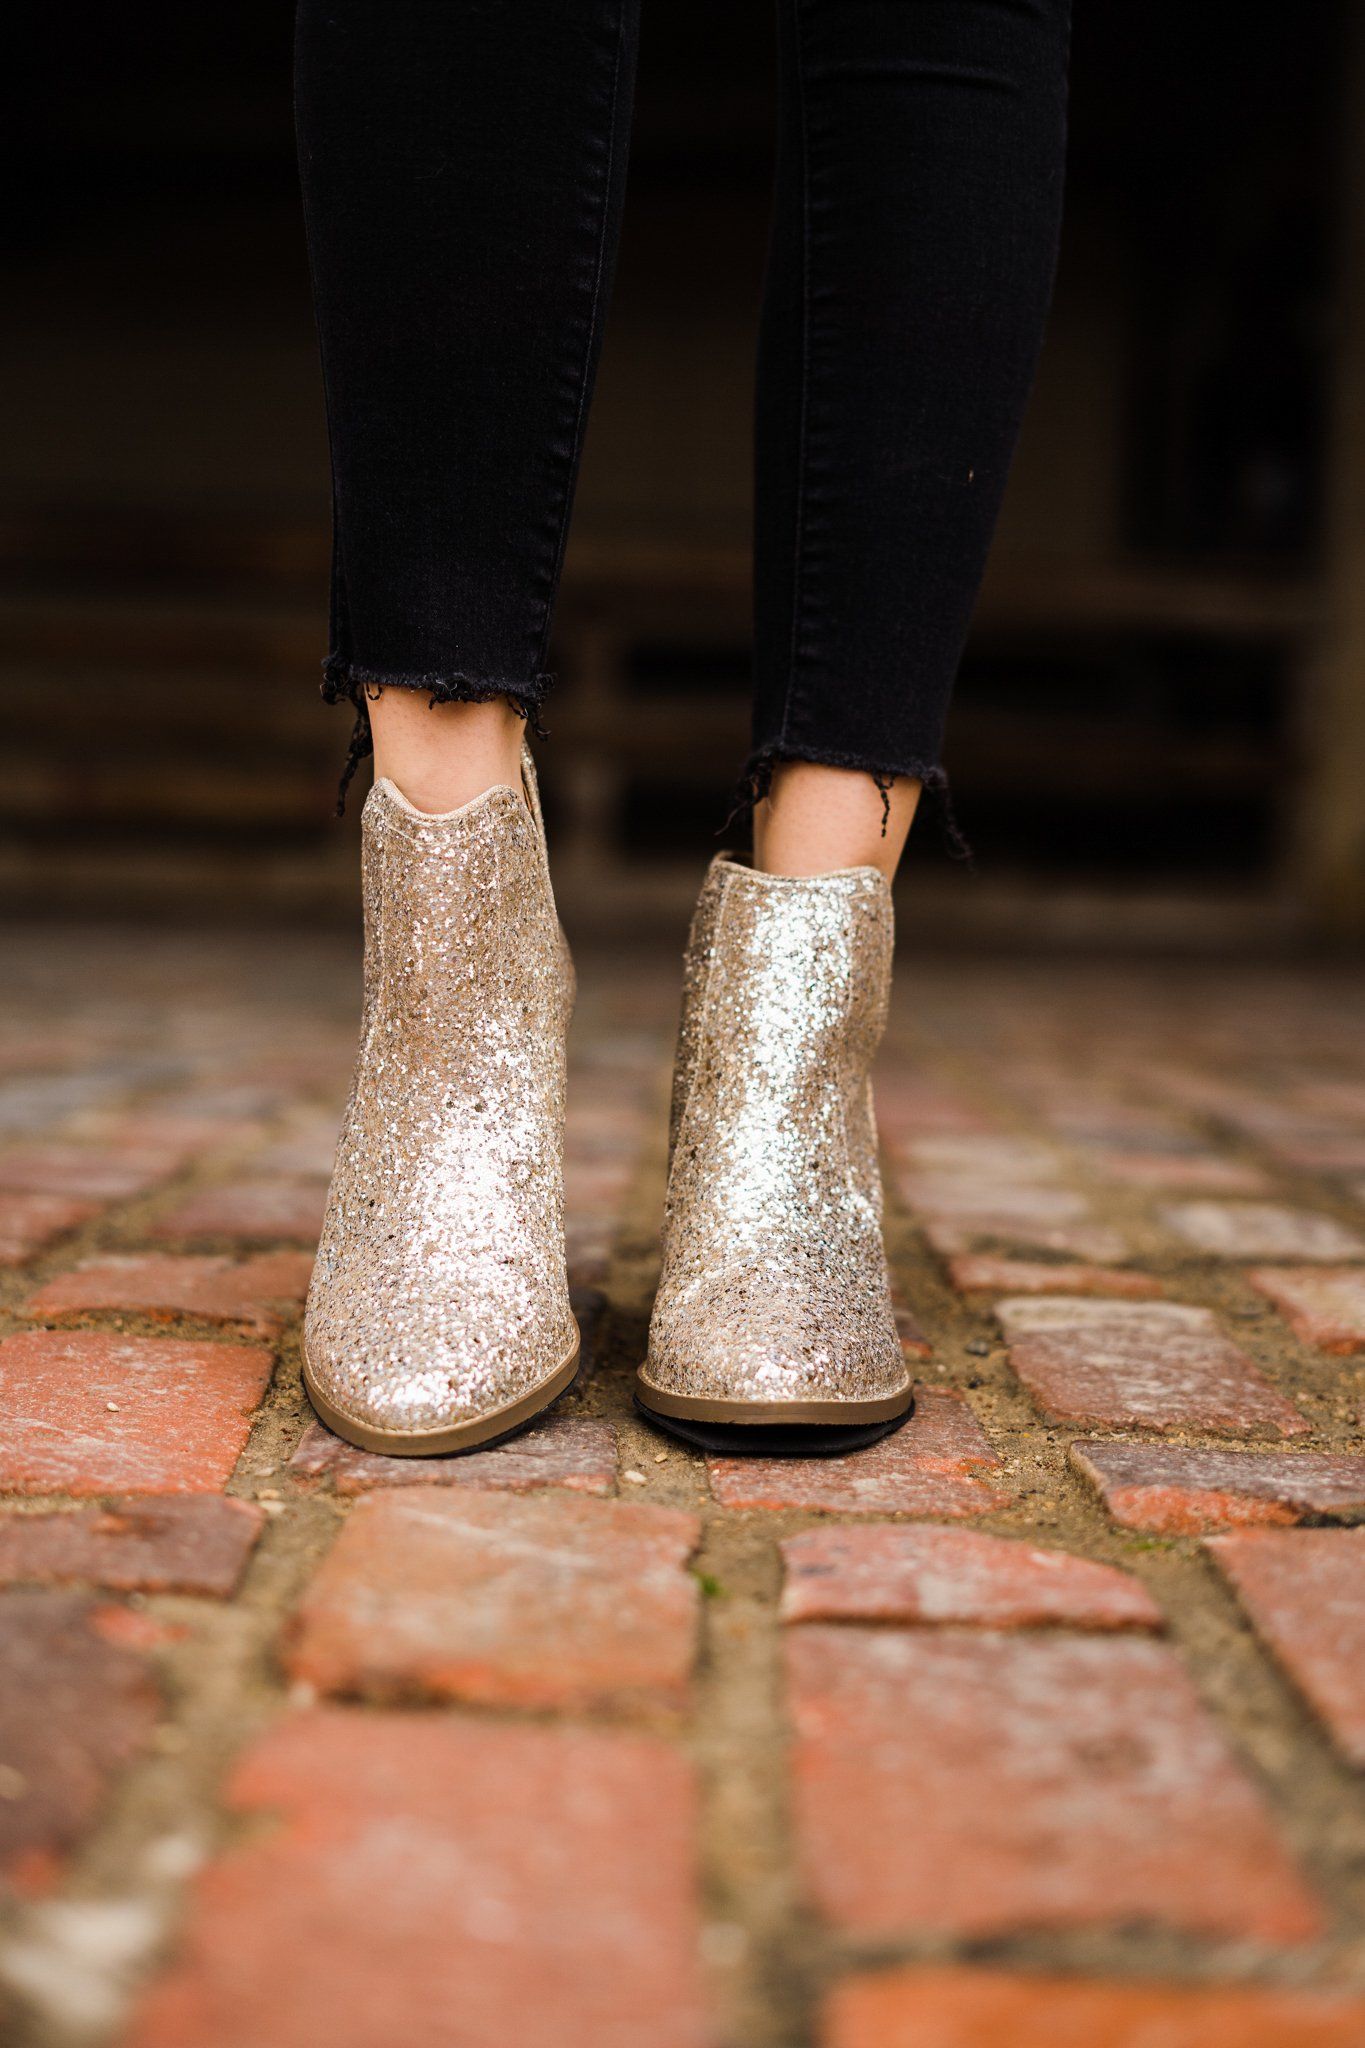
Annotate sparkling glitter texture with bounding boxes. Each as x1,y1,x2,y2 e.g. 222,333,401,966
304,754,577,1437
643,856,910,1410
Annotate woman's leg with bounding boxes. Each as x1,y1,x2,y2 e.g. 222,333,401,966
639,0,1071,1449
295,0,640,811
752,0,1072,875
296,2,637,1455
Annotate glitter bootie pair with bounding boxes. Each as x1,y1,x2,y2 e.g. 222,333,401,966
306,786,911,1455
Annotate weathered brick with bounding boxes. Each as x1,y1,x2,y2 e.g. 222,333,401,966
780,1526,1161,1630
563,1158,635,1213
708,1392,1007,1516
565,1220,615,1287
788,1627,1321,1942
891,1303,933,1359
996,1297,1308,1437
1090,1150,1269,1194
897,1175,1090,1225
822,1967,1365,2048
151,1178,329,1244
1207,1528,1365,1766
874,1076,994,1139
0,1071,129,1138
86,1109,265,1158
146,1082,294,1123
1262,1129,1365,1173
0,1191,98,1265
925,1215,1130,1263
0,1591,161,1895
23,1250,313,1335
1247,1267,1365,1355
0,1330,273,1495
1044,1103,1197,1150
125,1709,708,2048
896,1136,1064,1180
0,1142,184,1201
250,1119,340,1177
1162,1201,1365,1261
286,1489,700,1712
290,1412,617,1497
1071,1441,1365,1533
0,1498,265,1595
947,1255,1162,1299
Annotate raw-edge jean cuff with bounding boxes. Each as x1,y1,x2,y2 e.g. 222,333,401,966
728,743,971,863
320,661,554,816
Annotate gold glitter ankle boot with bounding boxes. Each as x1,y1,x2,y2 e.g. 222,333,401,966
303,750,579,1453
636,856,914,1450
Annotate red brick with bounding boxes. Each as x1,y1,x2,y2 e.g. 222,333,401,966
1263,1131,1365,1173
126,1709,708,2048
0,1591,161,1896
563,1158,635,1213
788,1628,1321,1942
0,1142,184,1201
1162,1202,1365,1261
1090,1150,1270,1194
780,1526,1161,1630
1247,1267,1365,1355
1071,1441,1365,1533
925,1215,1130,1263
91,1605,187,1651
874,1077,994,1138
822,1967,1365,2048
0,1330,273,1495
87,1110,265,1158
897,1175,1091,1225
1207,1528,1365,1766
251,1119,340,1177
290,1412,617,1497
1292,1078,1365,1120
151,1178,329,1245
23,1250,313,1334
892,1303,933,1359
565,1220,615,1286
286,1489,700,1713
947,1256,1161,1300
897,1136,1064,1180
708,1391,1008,1516
0,1191,98,1265
996,1298,1308,1437
1045,1105,1196,1150
0,1497,265,1595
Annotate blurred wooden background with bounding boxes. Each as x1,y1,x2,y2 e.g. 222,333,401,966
5,1,1364,946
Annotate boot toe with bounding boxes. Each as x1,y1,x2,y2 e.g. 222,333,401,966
642,1267,910,1421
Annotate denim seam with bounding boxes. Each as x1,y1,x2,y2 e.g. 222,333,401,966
533,6,628,679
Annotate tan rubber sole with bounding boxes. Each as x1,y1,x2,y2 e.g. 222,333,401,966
634,1364,914,1428
302,1337,580,1456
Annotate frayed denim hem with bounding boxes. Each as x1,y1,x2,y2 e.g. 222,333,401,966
320,662,553,817
726,744,971,863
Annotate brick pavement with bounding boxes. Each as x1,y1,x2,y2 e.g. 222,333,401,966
0,930,1364,2046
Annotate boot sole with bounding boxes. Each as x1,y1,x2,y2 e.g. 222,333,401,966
302,1337,580,1456
633,1368,915,1458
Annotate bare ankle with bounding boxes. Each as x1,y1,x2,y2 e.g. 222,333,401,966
368,691,526,815
752,760,921,881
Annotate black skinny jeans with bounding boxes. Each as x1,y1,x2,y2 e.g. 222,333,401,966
295,0,1070,815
